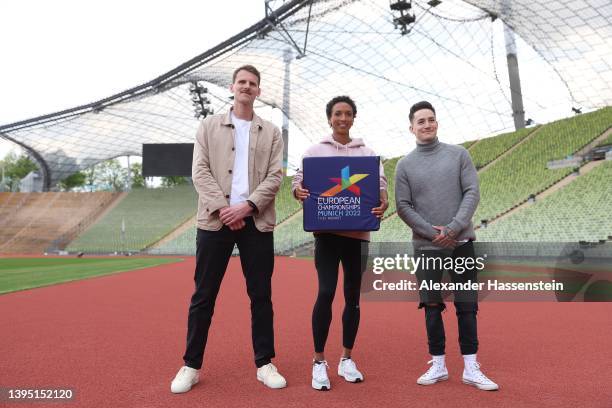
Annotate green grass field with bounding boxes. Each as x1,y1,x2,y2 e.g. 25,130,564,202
0,257,183,294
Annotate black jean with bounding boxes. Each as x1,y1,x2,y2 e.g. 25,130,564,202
183,217,275,369
415,241,479,356
312,233,368,353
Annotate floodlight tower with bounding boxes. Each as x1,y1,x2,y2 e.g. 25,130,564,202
282,48,292,175
504,25,526,130
499,0,526,130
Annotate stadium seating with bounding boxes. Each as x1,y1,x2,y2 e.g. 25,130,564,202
0,191,14,207
371,214,412,242
475,107,612,223
383,157,400,217
468,126,534,169
597,131,612,147
477,160,612,241
7,108,612,254
273,212,312,254
149,226,197,255
0,192,117,254
67,185,197,253
151,210,311,256
461,140,476,149
275,176,302,224
151,108,611,255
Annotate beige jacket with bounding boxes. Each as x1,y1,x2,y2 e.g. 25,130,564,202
192,110,283,232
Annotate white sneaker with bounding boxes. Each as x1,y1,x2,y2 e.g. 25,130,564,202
463,361,499,391
256,363,287,389
338,358,364,383
312,360,331,391
170,366,199,393
417,359,449,385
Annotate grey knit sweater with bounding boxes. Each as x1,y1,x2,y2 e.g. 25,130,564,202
394,137,480,245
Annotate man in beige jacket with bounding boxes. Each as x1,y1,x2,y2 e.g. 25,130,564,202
171,65,286,393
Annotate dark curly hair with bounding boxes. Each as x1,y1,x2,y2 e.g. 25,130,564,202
326,95,357,119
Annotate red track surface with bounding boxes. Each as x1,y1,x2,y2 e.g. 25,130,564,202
1,257,611,407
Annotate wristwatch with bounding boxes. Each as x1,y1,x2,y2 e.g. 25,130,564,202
246,200,258,213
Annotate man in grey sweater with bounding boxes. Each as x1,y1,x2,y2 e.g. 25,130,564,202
395,101,498,391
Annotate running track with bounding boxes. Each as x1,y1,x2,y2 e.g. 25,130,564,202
1,257,610,407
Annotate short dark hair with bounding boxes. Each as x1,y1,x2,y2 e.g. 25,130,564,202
409,101,436,122
326,95,357,119
232,65,261,85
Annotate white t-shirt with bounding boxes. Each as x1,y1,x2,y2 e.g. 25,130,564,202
230,112,251,205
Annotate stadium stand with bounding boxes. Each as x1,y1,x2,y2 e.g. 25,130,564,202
275,177,302,224
371,213,412,243
148,108,612,255
597,131,612,147
5,110,608,256
474,107,612,224
273,213,313,255
476,160,612,242
468,126,535,169
0,192,118,254
0,192,13,207
461,140,477,149
149,226,197,256
383,157,400,217
66,185,197,253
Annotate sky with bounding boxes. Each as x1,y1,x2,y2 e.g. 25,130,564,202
0,0,266,158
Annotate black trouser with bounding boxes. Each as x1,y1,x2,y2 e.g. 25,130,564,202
183,217,275,369
312,233,368,353
415,241,479,356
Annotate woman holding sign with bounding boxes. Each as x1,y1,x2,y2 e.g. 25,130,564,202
292,96,388,391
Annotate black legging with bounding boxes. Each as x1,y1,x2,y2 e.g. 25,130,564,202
312,233,368,353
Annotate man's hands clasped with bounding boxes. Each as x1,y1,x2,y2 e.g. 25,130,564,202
219,202,253,231
432,226,458,248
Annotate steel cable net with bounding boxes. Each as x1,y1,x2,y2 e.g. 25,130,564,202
1,0,611,188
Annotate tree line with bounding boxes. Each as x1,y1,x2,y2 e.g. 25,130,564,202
0,153,189,191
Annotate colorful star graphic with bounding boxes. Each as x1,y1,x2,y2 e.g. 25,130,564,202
321,165,369,197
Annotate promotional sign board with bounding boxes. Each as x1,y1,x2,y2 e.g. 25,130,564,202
303,156,380,231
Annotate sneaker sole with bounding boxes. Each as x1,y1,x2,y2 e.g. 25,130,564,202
462,378,499,391
171,379,199,394
312,380,331,391
256,374,287,389
338,371,363,383
417,375,448,385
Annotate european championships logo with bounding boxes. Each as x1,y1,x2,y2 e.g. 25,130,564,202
321,166,369,196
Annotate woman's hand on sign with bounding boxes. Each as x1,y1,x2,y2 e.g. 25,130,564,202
371,191,389,219
294,185,310,202
371,201,388,219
